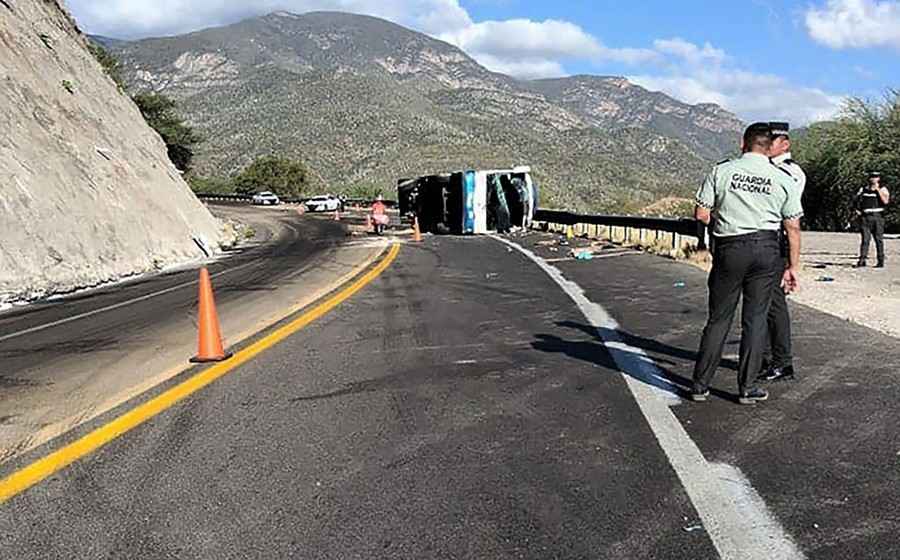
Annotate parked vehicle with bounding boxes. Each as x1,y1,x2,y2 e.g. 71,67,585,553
398,166,537,234
252,191,281,206
304,194,341,212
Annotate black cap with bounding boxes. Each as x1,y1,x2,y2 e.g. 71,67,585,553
769,122,790,138
745,122,772,136
868,171,881,178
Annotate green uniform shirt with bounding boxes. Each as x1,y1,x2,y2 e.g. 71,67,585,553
696,152,803,237
772,152,806,197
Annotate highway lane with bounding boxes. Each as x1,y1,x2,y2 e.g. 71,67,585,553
1,231,896,558
0,236,717,559
0,203,328,351
518,231,900,558
0,203,380,460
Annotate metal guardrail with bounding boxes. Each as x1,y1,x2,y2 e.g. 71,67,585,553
534,209,708,250
195,194,397,207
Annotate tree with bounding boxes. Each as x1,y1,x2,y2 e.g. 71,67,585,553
794,91,899,232
234,156,309,198
87,42,127,92
132,93,202,172
344,182,385,200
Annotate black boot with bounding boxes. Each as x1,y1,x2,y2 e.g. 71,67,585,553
855,260,867,268
875,260,885,268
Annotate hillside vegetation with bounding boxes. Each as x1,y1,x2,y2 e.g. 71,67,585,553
795,92,899,232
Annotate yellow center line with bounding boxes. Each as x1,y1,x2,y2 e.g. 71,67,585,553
0,243,401,504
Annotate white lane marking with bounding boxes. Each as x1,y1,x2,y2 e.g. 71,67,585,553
0,260,260,344
495,236,805,560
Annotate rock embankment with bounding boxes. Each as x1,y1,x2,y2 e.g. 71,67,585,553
0,0,228,305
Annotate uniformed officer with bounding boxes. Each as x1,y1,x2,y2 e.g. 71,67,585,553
855,172,890,268
758,122,806,383
691,122,804,405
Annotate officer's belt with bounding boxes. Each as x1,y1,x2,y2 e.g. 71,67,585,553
713,230,779,245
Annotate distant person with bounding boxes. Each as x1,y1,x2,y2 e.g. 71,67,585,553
758,122,806,383
855,172,890,268
691,122,803,405
370,195,389,234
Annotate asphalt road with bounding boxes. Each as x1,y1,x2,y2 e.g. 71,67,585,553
1,231,897,558
0,203,373,460
0,203,342,369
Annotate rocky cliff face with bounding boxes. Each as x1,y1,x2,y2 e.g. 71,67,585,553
0,0,228,305
527,76,743,160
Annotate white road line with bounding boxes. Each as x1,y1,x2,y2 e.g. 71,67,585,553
495,236,805,560
0,260,259,344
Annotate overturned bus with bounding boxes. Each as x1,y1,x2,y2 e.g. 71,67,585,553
397,166,538,235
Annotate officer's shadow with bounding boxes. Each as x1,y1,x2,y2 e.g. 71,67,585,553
532,321,739,402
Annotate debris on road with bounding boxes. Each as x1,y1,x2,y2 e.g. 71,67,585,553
816,276,835,282
673,281,686,288
682,524,704,533
573,250,594,261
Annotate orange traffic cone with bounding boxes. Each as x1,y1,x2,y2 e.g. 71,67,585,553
413,216,422,242
190,267,232,363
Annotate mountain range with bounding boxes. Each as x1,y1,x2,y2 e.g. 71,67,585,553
103,11,744,212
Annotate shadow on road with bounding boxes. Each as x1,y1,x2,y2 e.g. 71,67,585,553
531,321,739,403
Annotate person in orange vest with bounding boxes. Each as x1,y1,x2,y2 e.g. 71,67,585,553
371,195,389,234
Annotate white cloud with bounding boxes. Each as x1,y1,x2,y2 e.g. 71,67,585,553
653,38,726,65
805,0,900,49
474,55,567,80
437,18,657,79
630,39,845,125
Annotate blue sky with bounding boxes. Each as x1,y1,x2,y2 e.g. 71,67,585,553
465,0,894,95
68,0,900,124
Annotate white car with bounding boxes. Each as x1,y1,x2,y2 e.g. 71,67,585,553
252,191,281,205
304,195,341,212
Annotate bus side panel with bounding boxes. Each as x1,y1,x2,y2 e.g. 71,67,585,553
523,174,535,228
463,171,476,234
473,172,488,234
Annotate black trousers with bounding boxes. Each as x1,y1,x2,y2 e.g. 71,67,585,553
859,213,885,263
764,265,792,369
693,231,781,395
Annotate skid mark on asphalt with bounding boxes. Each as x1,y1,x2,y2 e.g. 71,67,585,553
496,235,806,560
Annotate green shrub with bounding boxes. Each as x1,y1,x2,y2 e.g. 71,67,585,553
233,156,309,198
